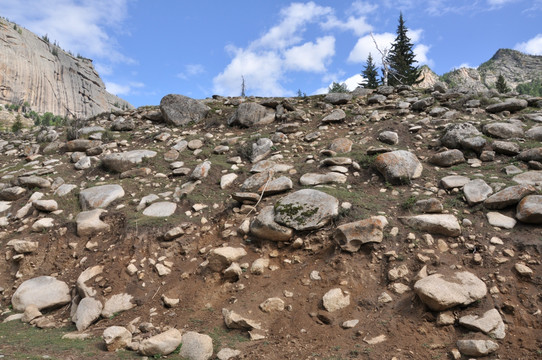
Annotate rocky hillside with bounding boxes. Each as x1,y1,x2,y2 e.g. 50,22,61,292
441,49,542,92
0,85,541,359
0,19,131,118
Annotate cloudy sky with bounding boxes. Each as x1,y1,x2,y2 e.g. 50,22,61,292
3,0,542,107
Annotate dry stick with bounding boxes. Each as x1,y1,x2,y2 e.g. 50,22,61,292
152,285,161,300
244,170,274,220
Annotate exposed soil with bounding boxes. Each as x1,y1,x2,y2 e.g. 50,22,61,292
0,91,541,359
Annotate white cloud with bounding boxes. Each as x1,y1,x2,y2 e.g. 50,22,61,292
515,34,542,55
2,0,132,64
213,48,286,96
314,74,364,95
253,1,332,50
177,64,206,80
351,1,378,14
213,2,336,96
348,30,432,66
321,15,373,36
284,36,335,72
347,32,395,65
105,81,144,96
487,0,517,6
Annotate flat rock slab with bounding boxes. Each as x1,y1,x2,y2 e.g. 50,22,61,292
142,201,177,217
299,172,347,186
463,179,493,206
414,271,487,311
12,276,71,311
459,308,505,339
102,150,157,173
400,214,461,236
457,339,499,357
274,189,339,231
484,184,535,209
516,195,542,223
375,150,423,184
80,184,125,210
512,171,542,186
440,175,470,189
487,212,516,229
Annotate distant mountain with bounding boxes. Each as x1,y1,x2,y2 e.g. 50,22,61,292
0,18,132,118
440,49,542,93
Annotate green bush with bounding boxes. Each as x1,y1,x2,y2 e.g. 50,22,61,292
11,115,23,132
516,79,542,97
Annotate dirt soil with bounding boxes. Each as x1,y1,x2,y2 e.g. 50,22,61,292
0,91,541,359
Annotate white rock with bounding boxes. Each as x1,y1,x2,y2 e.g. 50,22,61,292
179,331,213,360
12,276,71,311
74,297,103,331
322,288,350,312
103,326,132,351
139,328,183,356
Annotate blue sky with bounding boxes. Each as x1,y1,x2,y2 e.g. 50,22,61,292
3,0,542,107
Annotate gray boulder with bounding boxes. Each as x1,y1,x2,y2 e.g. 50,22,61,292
516,195,542,223
299,172,347,186
457,339,499,357
102,150,157,173
483,122,524,139
142,201,177,217
322,109,346,123
249,206,294,241
429,149,465,167
411,97,434,111
459,308,505,339
251,138,273,163
414,271,487,311
76,209,110,236
228,102,275,127
484,184,535,209
486,98,528,113
324,93,352,105
160,94,210,126
492,140,520,155
441,123,481,149
12,276,71,311
178,332,213,360
512,171,542,185
463,179,493,206
274,189,339,231
111,117,135,131
400,214,461,236
375,150,423,184
517,147,542,162
79,184,125,210
139,328,183,356
74,297,103,331
0,186,26,201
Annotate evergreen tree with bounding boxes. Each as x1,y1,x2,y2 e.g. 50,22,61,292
496,75,510,93
386,13,422,86
328,82,349,93
361,53,380,89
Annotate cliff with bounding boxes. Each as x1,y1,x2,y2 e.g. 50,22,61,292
0,18,132,118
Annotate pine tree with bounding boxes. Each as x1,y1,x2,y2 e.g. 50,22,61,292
328,82,349,93
496,75,510,93
386,13,422,86
361,53,380,89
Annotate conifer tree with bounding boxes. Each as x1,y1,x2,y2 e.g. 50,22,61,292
361,53,379,89
496,75,510,93
328,82,349,93
386,13,422,86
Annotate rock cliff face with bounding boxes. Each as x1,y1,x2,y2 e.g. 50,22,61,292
441,49,542,91
0,19,131,118
416,65,440,89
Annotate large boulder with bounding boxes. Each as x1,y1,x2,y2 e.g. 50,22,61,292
139,328,183,356
324,93,352,105
458,308,506,339
414,271,487,311
160,94,210,126
178,332,214,360
374,150,423,184
228,102,275,127
516,195,542,223
457,339,499,357
483,122,524,139
274,189,339,231
484,184,535,209
463,179,493,206
428,149,465,167
12,276,71,311
485,98,528,113
79,184,125,210
250,206,293,241
76,209,110,236
102,150,157,173
74,297,103,331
